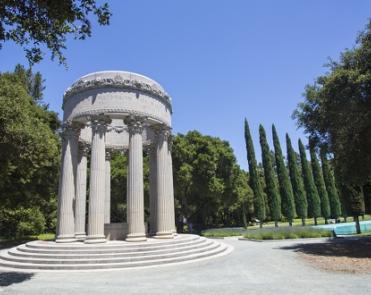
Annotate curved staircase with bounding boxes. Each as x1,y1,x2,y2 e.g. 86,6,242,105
0,234,232,271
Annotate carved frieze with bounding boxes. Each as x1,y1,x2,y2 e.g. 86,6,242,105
63,77,172,110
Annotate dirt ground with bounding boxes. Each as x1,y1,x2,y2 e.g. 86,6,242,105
285,237,371,273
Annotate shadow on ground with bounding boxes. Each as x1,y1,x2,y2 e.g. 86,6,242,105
0,272,34,287
279,237,371,258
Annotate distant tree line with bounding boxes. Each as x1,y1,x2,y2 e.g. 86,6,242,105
244,120,346,228
244,21,371,232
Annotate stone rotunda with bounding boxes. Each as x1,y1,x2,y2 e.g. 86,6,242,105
0,71,232,271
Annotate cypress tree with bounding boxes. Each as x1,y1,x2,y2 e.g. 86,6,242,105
286,134,307,226
244,119,266,227
259,125,281,227
310,145,331,224
299,139,321,225
272,125,296,226
341,184,364,234
320,149,342,220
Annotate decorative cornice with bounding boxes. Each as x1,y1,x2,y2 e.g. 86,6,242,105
63,77,172,110
66,108,170,128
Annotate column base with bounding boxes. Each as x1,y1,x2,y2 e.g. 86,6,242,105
126,233,147,242
75,232,86,241
84,235,106,244
154,231,174,239
55,234,77,243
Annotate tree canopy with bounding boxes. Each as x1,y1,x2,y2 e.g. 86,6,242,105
172,130,253,230
293,21,371,187
0,1,111,65
0,65,60,236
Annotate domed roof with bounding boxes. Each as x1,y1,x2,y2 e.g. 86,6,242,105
78,71,166,93
63,70,171,105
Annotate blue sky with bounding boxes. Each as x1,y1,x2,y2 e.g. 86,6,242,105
1,0,370,170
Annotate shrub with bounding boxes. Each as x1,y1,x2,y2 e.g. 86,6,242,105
0,207,45,239
243,227,332,240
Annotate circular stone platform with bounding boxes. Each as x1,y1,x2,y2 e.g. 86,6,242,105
0,235,232,271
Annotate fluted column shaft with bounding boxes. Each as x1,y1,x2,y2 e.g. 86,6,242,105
155,127,174,239
74,143,89,240
167,148,177,233
126,119,146,242
104,150,112,224
56,123,80,243
149,146,157,235
86,116,110,244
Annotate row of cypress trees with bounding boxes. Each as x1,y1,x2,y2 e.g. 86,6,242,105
244,119,342,226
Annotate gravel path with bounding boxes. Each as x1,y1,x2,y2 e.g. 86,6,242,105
0,238,370,294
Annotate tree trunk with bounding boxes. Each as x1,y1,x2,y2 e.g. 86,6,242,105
302,218,306,226
289,221,292,227
325,218,328,224
274,220,278,227
314,217,318,226
260,221,263,228
354,215,361,234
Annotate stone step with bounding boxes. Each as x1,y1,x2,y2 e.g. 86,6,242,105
24,235,199,250
1,242,220,265
0,243,229,270
10,240,213,259
17,237,206,254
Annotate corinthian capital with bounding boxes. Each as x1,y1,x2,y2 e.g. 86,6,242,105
78,141,90,157
153,124,171,141
124,116,145,135
62,121,84,141
88,114,111,132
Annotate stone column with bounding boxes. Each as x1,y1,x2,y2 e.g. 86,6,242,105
85,115,110,244
148,145,157,235
104,149,112,224
167,144,177,234
74,142,89,240
125,117,146,242
154,126,174,239
56,122,80,243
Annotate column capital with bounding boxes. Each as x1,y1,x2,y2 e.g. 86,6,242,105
87,114,112,131
62,121,84,140
124,116,145,135
153,124,172,140
78,141,90,157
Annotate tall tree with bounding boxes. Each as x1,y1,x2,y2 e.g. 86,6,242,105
320,149,342,220
286,134,307,225
259,125,281,227
339,185,365,234
0,1,111,65
299,139,321,225
244,119,266,227
310,144,331,224
172,130,253,230
293,21,371,212
272,125,295,226
0,67,60,236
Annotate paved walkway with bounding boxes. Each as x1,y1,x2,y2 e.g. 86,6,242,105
0,238,370,294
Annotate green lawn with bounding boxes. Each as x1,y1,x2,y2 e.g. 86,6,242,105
248,215,371,229
201,215,371,238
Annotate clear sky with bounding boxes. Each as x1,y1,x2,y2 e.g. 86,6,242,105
1,0,370,170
